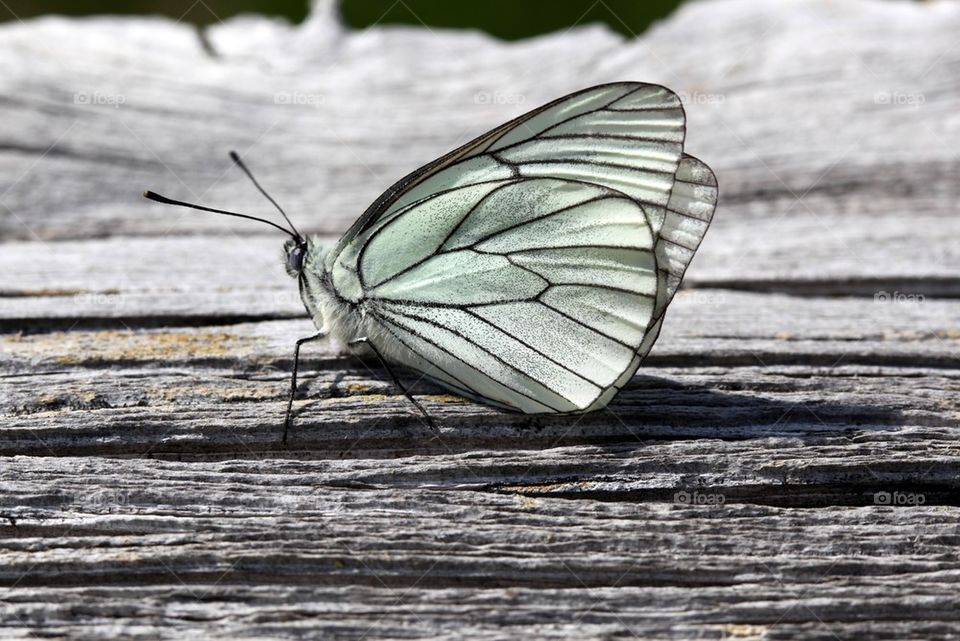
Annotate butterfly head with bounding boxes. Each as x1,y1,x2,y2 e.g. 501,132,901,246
284,237,308,278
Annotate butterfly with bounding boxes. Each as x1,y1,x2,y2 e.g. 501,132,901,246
145,82,718,443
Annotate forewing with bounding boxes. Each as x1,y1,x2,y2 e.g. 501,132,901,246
333,81,686,260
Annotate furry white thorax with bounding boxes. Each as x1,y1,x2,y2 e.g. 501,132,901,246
295,236,381,357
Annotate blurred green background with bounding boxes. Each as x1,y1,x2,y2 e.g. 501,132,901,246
0,0,686,39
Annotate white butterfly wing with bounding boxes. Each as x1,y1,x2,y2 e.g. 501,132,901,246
333,82,685,259
655,154,719,314
584,153,718,412
365,179,657,413
325,82,715,413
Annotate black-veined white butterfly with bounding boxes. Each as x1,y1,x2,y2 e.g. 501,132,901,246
146,82,718,442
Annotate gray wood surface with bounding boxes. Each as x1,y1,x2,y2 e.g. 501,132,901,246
2,0,959,638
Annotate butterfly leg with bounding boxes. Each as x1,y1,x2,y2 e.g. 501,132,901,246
283,331,327,445
348,336,436,432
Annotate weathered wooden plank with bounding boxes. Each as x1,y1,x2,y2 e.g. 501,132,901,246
3,0,960,638
3,585,959,641
1,0,959,290
3,291,957,365
3,362,959,459
1,458,959,639
1,223,957,326
3,315,959,477
3,392,959,496
2,291,957,459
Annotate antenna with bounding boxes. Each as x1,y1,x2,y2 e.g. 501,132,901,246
229,150,302,239
142,190,300,239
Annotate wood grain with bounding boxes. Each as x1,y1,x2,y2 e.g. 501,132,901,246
2,0,959,638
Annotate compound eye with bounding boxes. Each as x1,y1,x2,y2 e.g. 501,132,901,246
286,243,305,275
